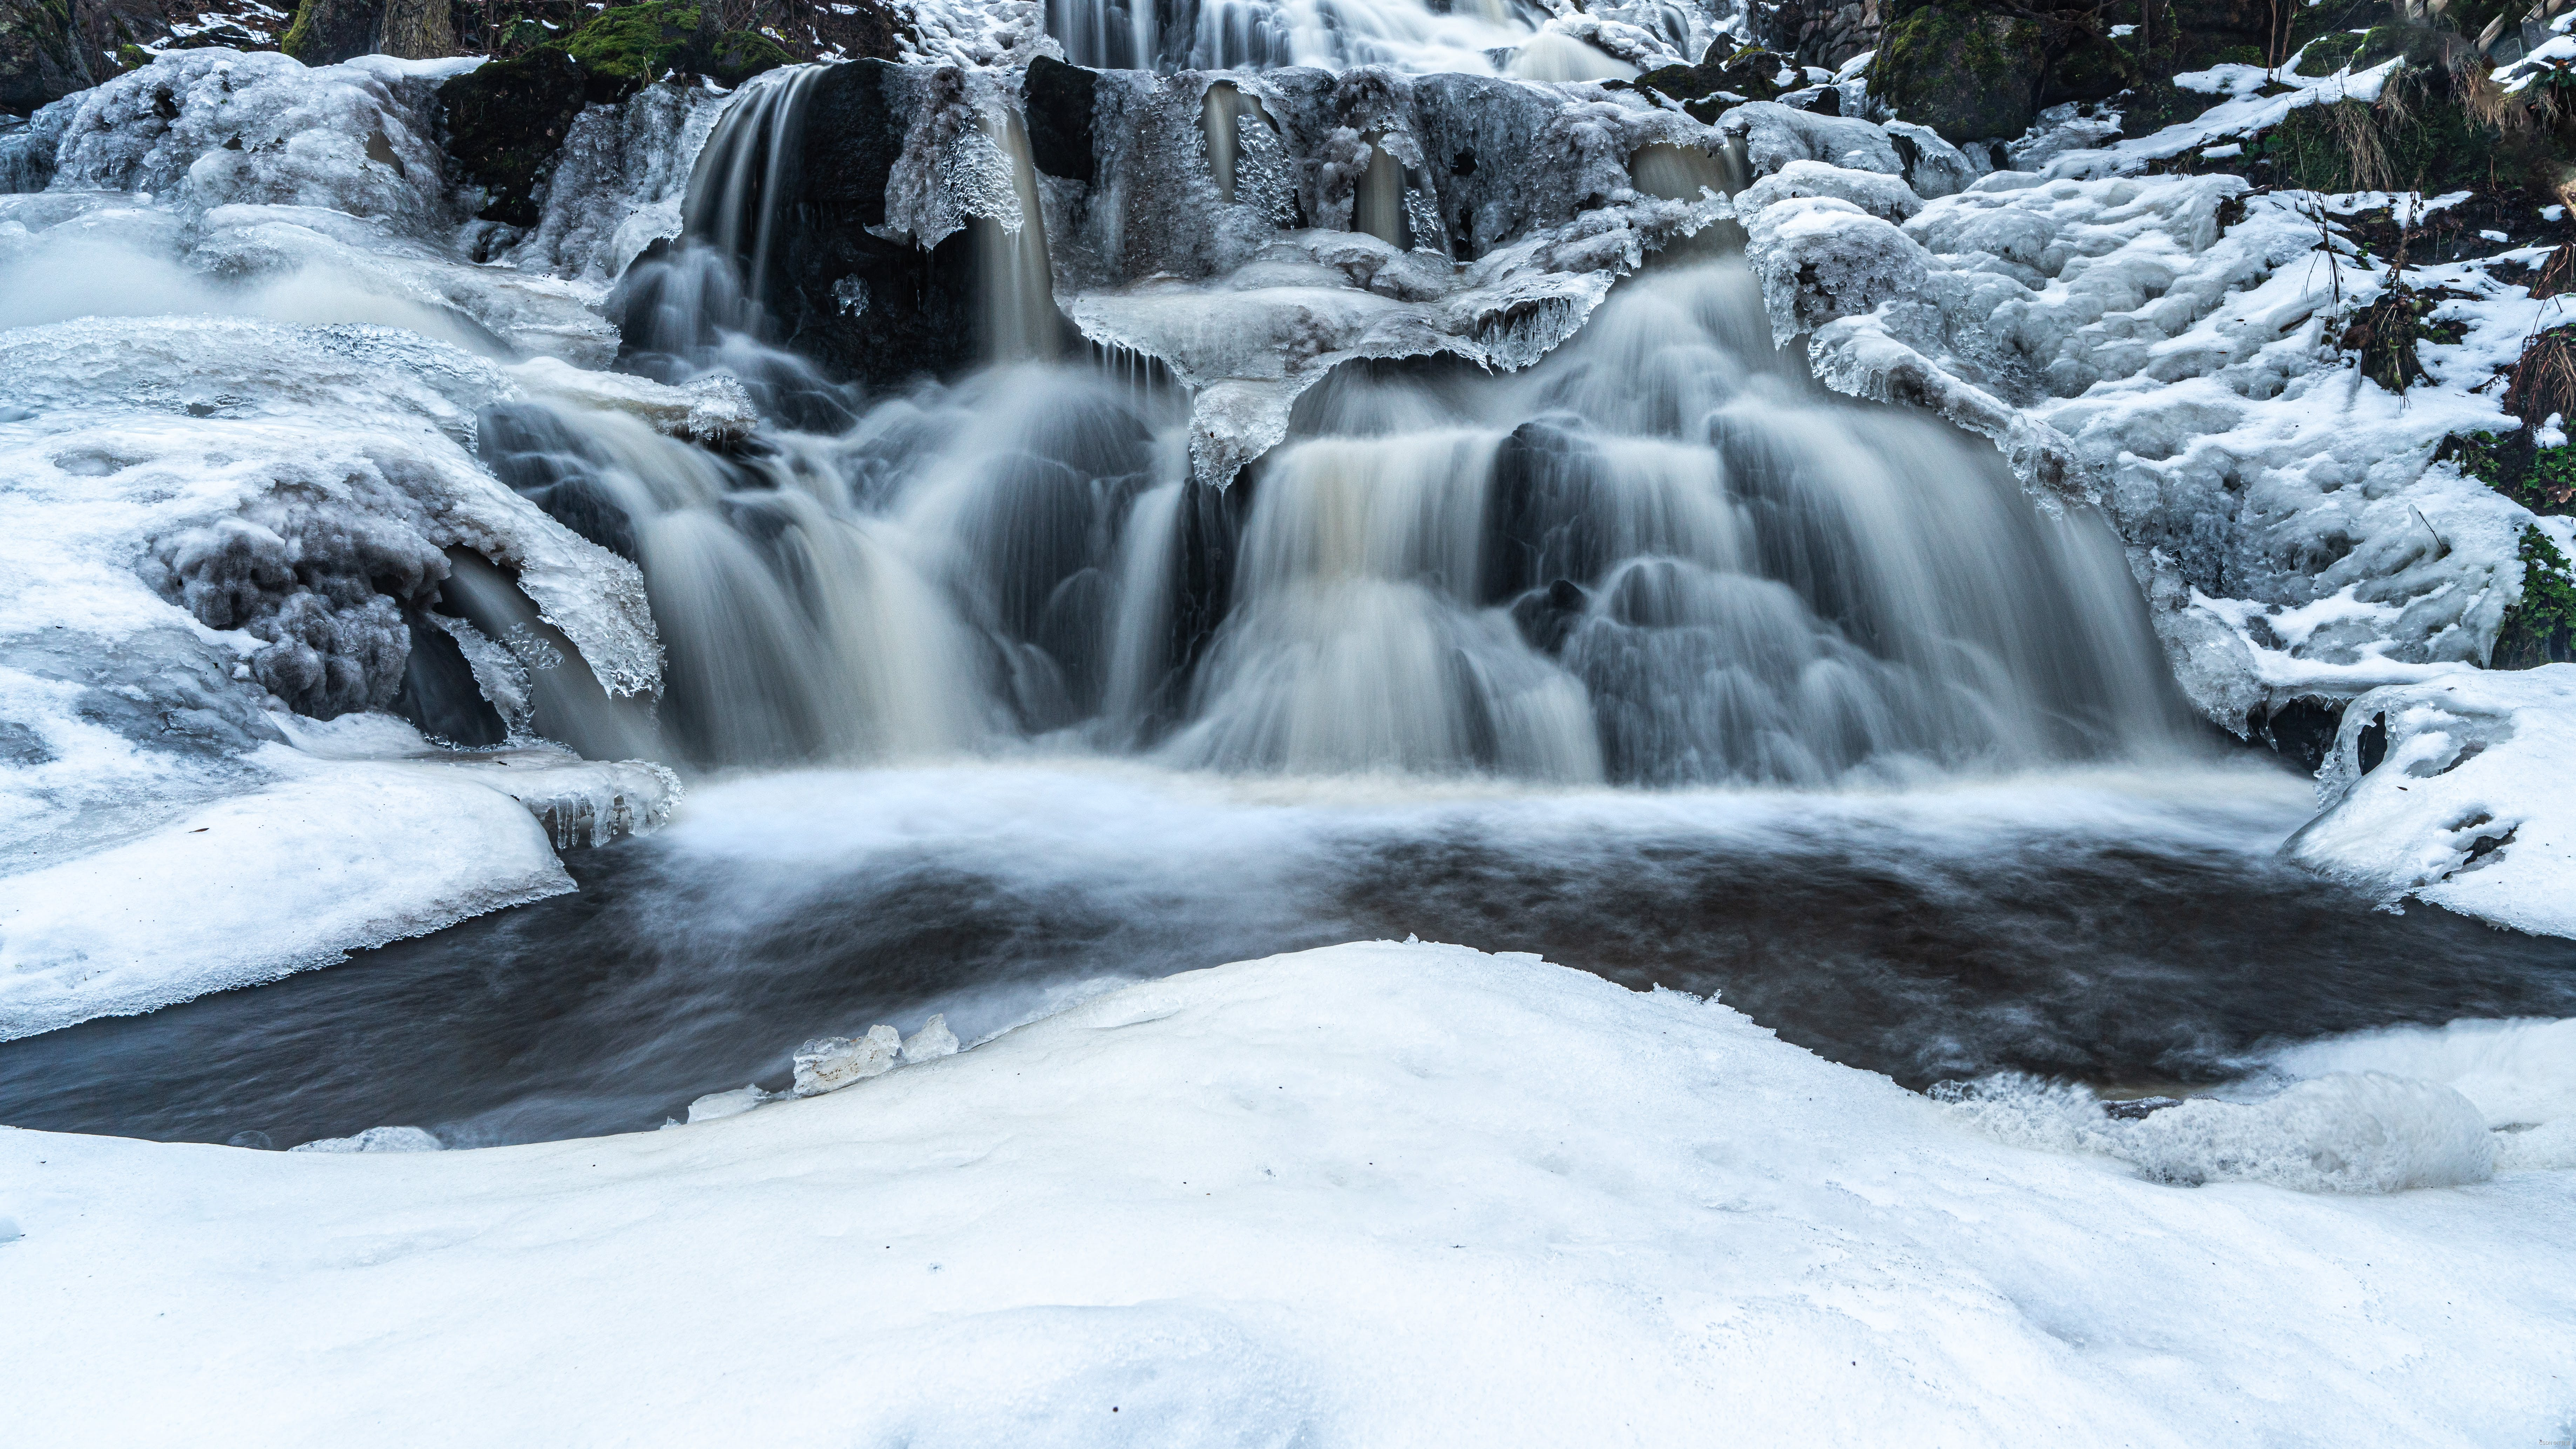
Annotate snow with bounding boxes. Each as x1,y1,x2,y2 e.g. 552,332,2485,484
2289,665,2576,939
0,941,2569,1447
0,757,574,1042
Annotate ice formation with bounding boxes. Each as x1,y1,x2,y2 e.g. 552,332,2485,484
2,943,2568,1446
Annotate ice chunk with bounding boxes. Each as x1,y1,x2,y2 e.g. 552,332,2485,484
1735,158,1923,222
288,1125,446,1153
793,1025,904,1096
902,1014,961,1063
684,1086,773,1124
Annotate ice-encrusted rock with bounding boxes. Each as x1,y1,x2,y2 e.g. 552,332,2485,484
793,1024,904,1096
1735,157,1923,221
40,50,475,234
1742,193,1928,341
507,357,758,445
2287,666,2576,939
901,1013,960,1063
500,81,729,283
1716,100,1903,179
1789,166,2535,726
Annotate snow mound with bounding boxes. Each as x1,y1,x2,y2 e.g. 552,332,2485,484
2288,666,2576,938
0,759,574,1041
1,942,2569,1446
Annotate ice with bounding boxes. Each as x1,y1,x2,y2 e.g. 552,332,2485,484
1742,193,1928,342
40,51,474,235
902,1013,961,1062
2,942,2569,1446
1044,69,1730,484
2287,666,2576,939
681,1086,773,1124
1943,1070,2498,1193
500,82,729,283
287,1124,445,1152
793,1024,905,1096
1785,164,2537,726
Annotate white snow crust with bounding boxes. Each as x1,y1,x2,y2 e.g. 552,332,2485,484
2289,664,2576,937
0,941,2568,1447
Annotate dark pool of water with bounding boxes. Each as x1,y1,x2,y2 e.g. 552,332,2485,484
5,769,2571,1148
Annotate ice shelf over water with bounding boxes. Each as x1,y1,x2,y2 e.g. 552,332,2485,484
0,943,2568,1447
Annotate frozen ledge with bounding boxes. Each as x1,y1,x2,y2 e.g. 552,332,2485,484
0,743,679,1041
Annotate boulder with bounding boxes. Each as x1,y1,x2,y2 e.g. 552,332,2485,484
0,0,91,114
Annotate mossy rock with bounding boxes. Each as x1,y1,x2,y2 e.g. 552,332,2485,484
2293,31,2364,76
1633,45,1797,123
281,0,384,64
2041,25,2136,105
1,0,95,113
440,2,790,227
1872,5,2043,142
553,1,787,91
2263,79,2507,196
2496,525,2576,667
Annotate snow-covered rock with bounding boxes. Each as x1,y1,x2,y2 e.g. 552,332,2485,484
0,942,2567,1446
2289,666,2576,939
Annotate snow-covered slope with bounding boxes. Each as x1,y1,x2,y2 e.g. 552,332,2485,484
0,942,2568,1447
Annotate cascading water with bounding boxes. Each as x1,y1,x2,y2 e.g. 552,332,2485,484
493,65,2196,788
1047,0,1548,73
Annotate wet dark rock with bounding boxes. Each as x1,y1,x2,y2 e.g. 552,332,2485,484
1023,53,1096,183
0,0,92,114
2254,696,2341,774
2102,1095,2184,1121
1749,0,1881,70
391,612,509,747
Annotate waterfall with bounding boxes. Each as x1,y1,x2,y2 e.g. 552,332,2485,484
1046,0,1541,73
977,107,1063,365
501,65,2196,785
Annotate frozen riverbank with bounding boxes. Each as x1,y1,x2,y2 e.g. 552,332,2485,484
2,940,2570,1447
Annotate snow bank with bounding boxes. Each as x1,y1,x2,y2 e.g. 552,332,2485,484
0,942,2567,1447
2288,665,2576,939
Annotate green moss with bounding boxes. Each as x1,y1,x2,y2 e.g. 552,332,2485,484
1872,6,2044,142
2263,80,2503,195
2496,525,2576,668
548,0,786,89
2444,429,2576,513
114,41,149,70
2293,31,2364,76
